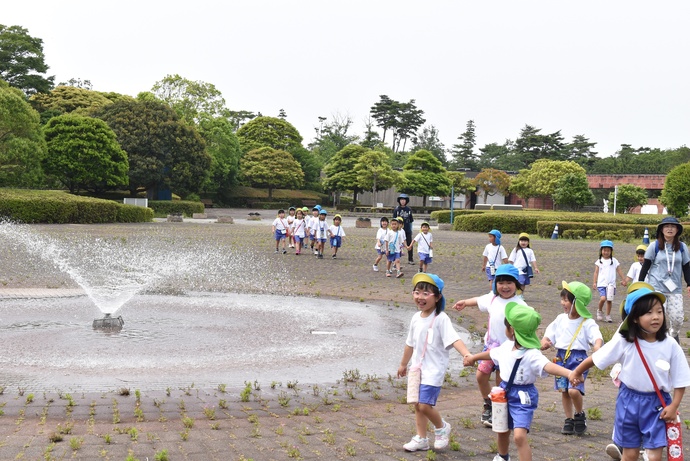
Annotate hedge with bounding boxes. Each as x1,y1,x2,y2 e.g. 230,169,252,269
148,200,204,217
0,189,153,223
536,220,689,242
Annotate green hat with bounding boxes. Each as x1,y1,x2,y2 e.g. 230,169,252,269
505,302,542,349
562,281,593,319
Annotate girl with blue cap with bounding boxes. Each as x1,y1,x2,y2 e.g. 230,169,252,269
398,273,471,453
593,240,627,323
483,229,508,288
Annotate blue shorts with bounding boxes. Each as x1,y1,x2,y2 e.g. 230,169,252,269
418,252,432,264
376,248,385,255
597,286,614,298
330,236,342,248
274,230,287,241
553,349,588,394
486,266,496,281
418,384,441,406
387,252,400,262
317,238,326,244
310,233,316,242
500,382,538,431
294,235,304,244
518,274,531,286
614,383,670,450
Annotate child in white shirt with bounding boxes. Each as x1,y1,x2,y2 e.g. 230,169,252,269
373,217,390,272
625,244,647,285
408,221,433,273
328,214,346,259
593,240,627,323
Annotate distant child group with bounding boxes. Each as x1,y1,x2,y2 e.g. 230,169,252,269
397,218,690,461
373,216,433,278
271,205,345,259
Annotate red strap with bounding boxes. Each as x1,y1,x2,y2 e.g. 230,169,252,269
634,339,667,408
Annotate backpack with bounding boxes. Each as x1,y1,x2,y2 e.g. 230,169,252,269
654,240,686,255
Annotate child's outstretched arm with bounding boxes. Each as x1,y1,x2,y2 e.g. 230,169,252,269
531,261,540,274
660,388,685,421
543,361,570,378
540,337,553,351
397,345,413,378
568,356,595,386
453,297,478,311
464,349,490,367
451,339,472,359
592,338,603,352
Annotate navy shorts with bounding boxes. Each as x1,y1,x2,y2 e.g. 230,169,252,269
553,349,588,394
500,381,538,431
274,230,287,241
387,252,400,262
518,274,531,286
418,252,432,264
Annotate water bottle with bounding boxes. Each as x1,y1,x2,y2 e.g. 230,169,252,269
489,387,509,433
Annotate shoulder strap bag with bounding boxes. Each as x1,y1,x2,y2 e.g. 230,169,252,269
406,314,437,404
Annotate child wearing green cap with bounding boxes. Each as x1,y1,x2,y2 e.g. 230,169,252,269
465,302,571,461
570,287,690,461
540,281,603,435
398,273,472,453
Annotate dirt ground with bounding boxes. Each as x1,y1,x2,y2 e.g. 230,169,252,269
0,213,685,460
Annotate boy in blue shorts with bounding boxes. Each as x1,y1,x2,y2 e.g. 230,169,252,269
384,217,404,278
271,209,289,254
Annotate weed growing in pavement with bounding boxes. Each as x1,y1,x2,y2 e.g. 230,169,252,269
125,450,140,461
587,407,602,420
25,393,34,404
449,434,461,451
544,402,556,412
103,433,111,444
219,399,228,409
134,405,144,422
346,444,356,456
118,388,130,396
277,391,291,407
218,383,227,393
203,406,216,420
182,416,194,429
179,429,189,441
210,422,220,430
312,384,321,396
154,449,170,461
684,419,690,429
270,381,281,389
459,368,471,378
489,440,498,453
287,380,299,391
128,427,139,441
240,382,252,402
48,432,63,443
424,450,436,460
286,445,301,458
460,417,475,429
111,399,121,424
342,369,361,382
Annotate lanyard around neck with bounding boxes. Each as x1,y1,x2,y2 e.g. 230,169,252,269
665,244,676,274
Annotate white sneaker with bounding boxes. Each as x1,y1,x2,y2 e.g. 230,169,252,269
606,315,613,323
605,444,622,460
373,264,379,272
492,455,510,461
596,310,603,321
434,421,451,450
314,249,318,255
403,435,429,452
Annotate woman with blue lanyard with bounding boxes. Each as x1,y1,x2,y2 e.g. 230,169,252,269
638,216,690,343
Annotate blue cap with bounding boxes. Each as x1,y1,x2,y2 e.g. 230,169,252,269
620,287,667,332
493,264,520,294
319,209,327,215
412,273,445,311
488,229,502,245
600,240,613,248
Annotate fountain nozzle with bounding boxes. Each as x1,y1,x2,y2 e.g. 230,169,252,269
93,314,124,331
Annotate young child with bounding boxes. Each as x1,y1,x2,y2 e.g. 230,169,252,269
307,205,320,255
271,209,289,254
540,281,603,435
286,206,296,248
593,240,627,322
328,214,346,259
408,221,433,273
625,244,647,285
385,217,405,278
570,287,690,461
292,208,306,255
373,217,390,272
397,273,472,452
508,233,540,292
465,302,572,461
313,209,329,259
453,264,524,427
483,229,508,289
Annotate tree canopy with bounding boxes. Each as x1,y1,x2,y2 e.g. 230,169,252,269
369,95,425,153
236,116,304,154
97,99,211,198
510,159,586,204
473,168,511,204
240,147,304,199
0,79,45,187
552,173,594,211
354,149,399,206
43,114,128,193
0,25,54,95
609,184,647,213
400,149,451,206
451,119,478,170
29,85,117,117
197,116,241,198
412,125,447,167
660,162,690,218
151,74,228,124
322,144,369,203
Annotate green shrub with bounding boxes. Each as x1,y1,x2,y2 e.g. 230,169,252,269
117,204,154,222
148,200,204,217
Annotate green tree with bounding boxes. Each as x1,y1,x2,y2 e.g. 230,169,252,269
97,100,211,198
513,124,566,167
43,114,128,194
369,95,425,152
451,119,478,170
197,116,241,199
0,25,54,95
0,80,45,187
29,85,114,116
563,134,598,170
354,149,400,206
660,162,690,218
609,184,648,213
411,125,447,167
552,173,594,211
478,141,521,171
510,159,587,207
473,168,511,204
308,114,359,163
151,74,228,124
400,149,451,206
236,116,304,154
369,95,398,145
323,144,368,204
290,146,322,190
240,147,304,199
447,171,476,209
360,116,382,149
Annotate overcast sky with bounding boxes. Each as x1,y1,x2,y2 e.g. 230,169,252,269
6,1,690,158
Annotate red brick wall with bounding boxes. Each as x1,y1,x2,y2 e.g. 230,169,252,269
587,174,665,190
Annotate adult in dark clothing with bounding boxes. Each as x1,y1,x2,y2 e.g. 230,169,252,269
393,193,415,264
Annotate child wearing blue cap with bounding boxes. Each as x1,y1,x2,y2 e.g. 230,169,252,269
570,287,690,461
398,273,472,452
466,303,572,461
483,229,508,288
453,264,524,428
593,240,627,322
313,209,329,259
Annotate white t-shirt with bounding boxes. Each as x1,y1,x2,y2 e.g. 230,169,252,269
594,257,620,287
476,293,525,347
627,261,643,282
287,214,295,230
375,228,391,250
509,247,536,275
405,311,461,387
543,314,602,350
385,229,406,254
328,225,345,238
592,335,690,393
413,232,433,254
313,219,329,239
483,244,507,267
272,217,288,232
307,215,318,235
490,340,550,385
292,218,306,238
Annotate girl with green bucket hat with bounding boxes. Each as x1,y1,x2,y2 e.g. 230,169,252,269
540,281,603,435
465,302,571,461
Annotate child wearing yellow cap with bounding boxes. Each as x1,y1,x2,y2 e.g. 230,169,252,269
625,244,647,285
465,303,571,461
